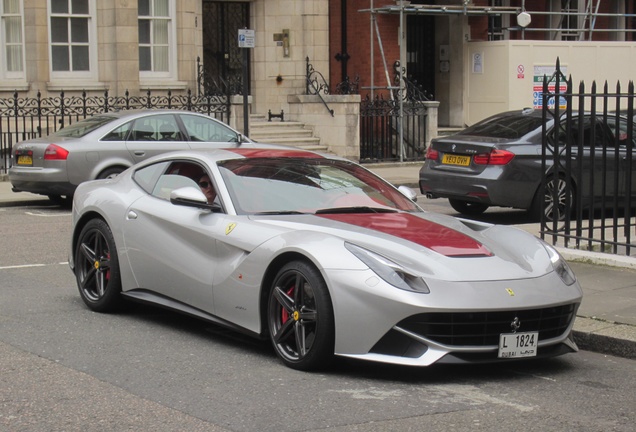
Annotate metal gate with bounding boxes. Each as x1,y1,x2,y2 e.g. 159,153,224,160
200,1,250,95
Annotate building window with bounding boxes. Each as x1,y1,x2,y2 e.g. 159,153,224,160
49,0,96,78
1,0,25,78
138,0,174,77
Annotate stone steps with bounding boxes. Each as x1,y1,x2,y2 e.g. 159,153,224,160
249,115,329,152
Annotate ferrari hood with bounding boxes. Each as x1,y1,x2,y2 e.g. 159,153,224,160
246,211,556,282
317,213,492,257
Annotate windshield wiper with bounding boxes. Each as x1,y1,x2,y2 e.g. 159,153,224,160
315,206,398,214
253,210,307,215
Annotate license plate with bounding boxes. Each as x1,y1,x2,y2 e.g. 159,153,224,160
17,155,33,166
498,331,538,359
441,154,470,166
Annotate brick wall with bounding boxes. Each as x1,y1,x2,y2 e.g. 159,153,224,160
329,0,400,98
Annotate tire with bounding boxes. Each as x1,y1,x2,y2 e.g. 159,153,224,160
48,194,72,206
74,219,123,312
530,176,572,223
97,167,125,180
267,261,335,371
448,198,489,216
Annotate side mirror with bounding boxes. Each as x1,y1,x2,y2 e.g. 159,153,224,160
170,186,211,209
398,185,418,202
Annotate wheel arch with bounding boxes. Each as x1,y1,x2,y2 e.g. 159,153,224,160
258,252,322,337
70,211,107,269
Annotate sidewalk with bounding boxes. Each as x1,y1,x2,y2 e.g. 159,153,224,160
2,168,635,360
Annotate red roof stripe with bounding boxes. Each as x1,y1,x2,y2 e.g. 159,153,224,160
226,148,323,158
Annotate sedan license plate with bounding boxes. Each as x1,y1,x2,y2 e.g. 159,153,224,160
441,154,470,166
498,331,538,359
17,155,33,166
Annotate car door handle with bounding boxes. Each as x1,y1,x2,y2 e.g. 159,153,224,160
134,151,145,156
127,210,138,220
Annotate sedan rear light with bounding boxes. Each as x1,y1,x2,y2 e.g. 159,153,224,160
425,146,439,161
44,144,69,160
473,149,514,165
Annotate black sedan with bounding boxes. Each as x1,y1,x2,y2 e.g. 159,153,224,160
419,108,636,221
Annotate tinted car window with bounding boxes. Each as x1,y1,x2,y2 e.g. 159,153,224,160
463,115,544,139
133,161,170,194
129,114,181,142
102,122,132,141
180,114,238,142
54,115,118,138
559,118,613,149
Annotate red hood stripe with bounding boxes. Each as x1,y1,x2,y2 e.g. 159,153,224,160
318,213,492,257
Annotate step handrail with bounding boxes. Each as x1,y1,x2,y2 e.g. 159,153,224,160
305,57,334,117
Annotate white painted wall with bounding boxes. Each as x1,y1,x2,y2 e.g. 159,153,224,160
464,40,636,126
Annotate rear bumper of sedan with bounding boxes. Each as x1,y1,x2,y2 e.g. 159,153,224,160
419,163,537,210
9,166,75,196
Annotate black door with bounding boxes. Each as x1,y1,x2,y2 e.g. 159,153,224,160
406,13,435,99
202,1,250,95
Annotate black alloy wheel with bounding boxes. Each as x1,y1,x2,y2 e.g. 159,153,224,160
448,198,489,216
75,218,123,312
267,261,335,371
530,176,572,224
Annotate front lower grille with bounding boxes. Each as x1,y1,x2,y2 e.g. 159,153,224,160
397,304,577,347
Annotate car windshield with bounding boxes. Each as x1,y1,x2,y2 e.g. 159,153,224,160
218,158,420,215
462,114,544,139
53,115,117,138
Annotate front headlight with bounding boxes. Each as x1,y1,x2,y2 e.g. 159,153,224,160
345,242,430,293
543,243,577,286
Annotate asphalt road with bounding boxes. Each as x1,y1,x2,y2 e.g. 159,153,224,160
1,200,635,432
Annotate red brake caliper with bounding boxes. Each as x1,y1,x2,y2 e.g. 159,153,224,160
281,286,295,323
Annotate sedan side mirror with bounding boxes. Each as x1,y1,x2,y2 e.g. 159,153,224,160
398,185,418,202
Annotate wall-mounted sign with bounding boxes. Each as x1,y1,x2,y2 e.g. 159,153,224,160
472,52,483,74
532,65,568,109
238,29,255,48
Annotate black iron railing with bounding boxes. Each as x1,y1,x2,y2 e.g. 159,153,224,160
540,58,636,256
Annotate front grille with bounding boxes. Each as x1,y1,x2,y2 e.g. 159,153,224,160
397,304,577,347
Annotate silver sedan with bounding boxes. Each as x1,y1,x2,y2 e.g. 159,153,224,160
70,149,583,371
9,109,255,204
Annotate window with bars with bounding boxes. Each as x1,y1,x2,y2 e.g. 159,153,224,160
49,0,94,73
138,0,172,75
1,0,24,77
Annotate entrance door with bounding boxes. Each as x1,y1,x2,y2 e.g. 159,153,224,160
406,13,435,99
202,1,250,95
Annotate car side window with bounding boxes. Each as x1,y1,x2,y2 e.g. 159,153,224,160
102,122,132,141
132,161,170,194
129,114,182,142
152,175,200,200
606,117,633,147
179,114,238,142
568,118,609,149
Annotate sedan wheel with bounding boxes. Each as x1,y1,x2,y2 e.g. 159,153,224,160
74,219,123,312
97,167,124,180
448,198,489,216
48,194,72,206
530,176,572,223
268,261,334,371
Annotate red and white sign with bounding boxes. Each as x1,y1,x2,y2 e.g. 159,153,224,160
517,64,525,79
